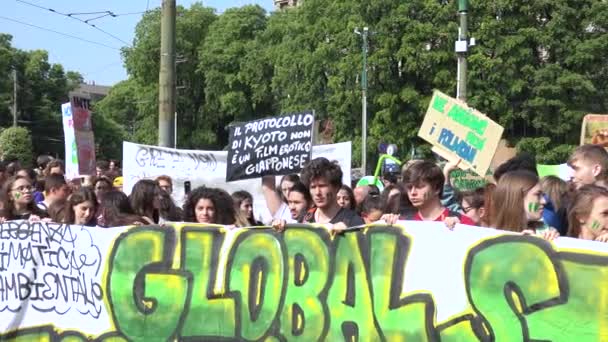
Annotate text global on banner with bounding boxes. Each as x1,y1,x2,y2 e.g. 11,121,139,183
2,221,608,340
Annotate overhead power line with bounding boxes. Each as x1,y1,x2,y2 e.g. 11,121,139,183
15,0,135,46
0,15,121,50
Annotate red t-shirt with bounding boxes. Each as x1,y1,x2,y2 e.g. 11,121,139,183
411,208,476,226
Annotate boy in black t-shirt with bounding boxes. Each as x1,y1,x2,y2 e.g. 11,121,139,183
301,158,364,231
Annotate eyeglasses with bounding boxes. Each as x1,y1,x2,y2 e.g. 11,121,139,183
462,206,474,213
12,185,33,192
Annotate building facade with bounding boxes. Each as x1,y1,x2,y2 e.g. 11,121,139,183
274,0,302,10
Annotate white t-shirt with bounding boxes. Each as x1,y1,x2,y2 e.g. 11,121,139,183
270,203,295,224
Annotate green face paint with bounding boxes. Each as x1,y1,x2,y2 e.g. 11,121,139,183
528,202,540,213
591,220,602,231
13,192,20,200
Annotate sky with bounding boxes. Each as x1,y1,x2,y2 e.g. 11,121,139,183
1,0,274,86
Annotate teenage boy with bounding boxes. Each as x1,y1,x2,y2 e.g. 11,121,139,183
300,157,364,228
568,144,608,189
398,161,474,225
37,174,70,214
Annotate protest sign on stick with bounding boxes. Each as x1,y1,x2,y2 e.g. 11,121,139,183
226,111,314,182
580,114,608,148
61,95,96,179
419,90,503,177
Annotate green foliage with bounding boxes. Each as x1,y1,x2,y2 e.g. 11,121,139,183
93,113,128,161
0,126,34,167
92,0,608,166
516,137,575,164
0,35,83,158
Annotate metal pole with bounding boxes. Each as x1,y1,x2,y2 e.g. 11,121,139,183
361,27,369,174
158,0,176,147
12,68,17,127
456,0,468,101
174,111,177,148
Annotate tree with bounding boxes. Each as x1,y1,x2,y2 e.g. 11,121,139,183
0,126,34,167
197,5,271,148
98,0,608,167
119,4,219,148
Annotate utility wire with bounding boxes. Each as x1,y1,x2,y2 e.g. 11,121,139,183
0,15,121,50
15,0,132,46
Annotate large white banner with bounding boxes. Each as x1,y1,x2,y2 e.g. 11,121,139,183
122,141,352,222
1,221,607,340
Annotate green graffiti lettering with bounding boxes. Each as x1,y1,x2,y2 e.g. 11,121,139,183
325,232,381,340
108,228,190,342
228,231,284,340
438,319,481,341
279,228,330,340
526,255,608,340
465,237,565,341
369,228,438,340
6,223,608,341
181,228,236,338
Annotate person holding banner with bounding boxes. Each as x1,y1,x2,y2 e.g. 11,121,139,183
300,158,364,229
129,180,162,225
567,185,608,242
383,161,474,227
62,187,98,226
0,176,47,221
262,174,300,223
490,170,559,240
271,181,313,232
183,187,238,225
232,191,262,226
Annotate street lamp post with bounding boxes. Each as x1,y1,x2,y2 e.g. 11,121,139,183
456,0,469,101
355,27,369,174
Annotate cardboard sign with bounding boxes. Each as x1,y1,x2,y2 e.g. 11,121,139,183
580,114,608,147
450,168,492,191
61,96,96,178
419,90,504,176
3,221,608,340
226,112,314,181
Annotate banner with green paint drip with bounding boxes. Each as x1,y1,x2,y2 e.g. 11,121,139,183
1,221,607,341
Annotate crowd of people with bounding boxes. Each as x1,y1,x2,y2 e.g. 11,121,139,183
1,144,608,243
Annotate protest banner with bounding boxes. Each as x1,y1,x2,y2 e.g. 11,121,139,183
122,141,351,222
580,114,608,147
226,112,315,181
419,90,504,176
60,96,96,178
2,220,607,341
537,164,573,181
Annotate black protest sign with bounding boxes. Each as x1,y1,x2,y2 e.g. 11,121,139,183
226,111,315,181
